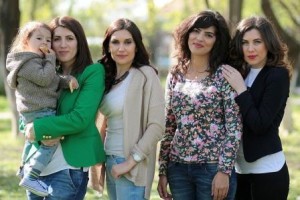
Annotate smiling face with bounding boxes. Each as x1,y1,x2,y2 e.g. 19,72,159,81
25,27,51,56
109,29,136,69
52,26,78,68
188,26,216,58
242,28,268,68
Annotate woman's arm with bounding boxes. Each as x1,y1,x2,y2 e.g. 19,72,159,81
33,64,105,141
235,68,289,135
219,72,242,175
112,68,165,176
158,73,177,176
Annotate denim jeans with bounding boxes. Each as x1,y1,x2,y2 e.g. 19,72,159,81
26,143,58,175
20,108,56,164
21,108,56,124
26,168,89,200
167,162,237,200
106,155,146,200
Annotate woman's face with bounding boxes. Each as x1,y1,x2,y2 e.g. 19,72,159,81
242,29,267,68
52,26,78,68
188,26,216,58
109,29,136,69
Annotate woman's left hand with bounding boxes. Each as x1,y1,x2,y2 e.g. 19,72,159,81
25,123,35,142
111,156,137,179
222,65,247,95
211,171,229,200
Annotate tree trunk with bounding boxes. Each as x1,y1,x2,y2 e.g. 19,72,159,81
0,0,20,136
229,0,243,30
261,0,300,71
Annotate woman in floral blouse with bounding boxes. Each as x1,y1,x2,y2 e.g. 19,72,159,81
157,10,242,200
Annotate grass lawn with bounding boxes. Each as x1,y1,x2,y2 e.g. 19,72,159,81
0,95,299,200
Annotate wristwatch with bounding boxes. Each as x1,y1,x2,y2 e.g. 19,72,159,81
131,152,142,163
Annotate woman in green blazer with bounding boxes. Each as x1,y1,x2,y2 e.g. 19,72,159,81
25,16,106,200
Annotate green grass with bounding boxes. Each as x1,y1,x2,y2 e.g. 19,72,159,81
0,95,299,199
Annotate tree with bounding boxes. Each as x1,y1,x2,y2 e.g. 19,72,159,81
0,0,20,136
261,0,300,91
229,0,243,30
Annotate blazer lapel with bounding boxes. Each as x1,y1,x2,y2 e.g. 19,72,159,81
248,66,270,92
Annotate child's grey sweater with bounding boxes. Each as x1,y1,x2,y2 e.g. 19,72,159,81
6,52,62,113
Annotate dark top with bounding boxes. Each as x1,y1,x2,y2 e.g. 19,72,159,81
235,66,290,162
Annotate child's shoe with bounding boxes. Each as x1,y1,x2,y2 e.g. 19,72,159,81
16,166,24,179
19,177,49,197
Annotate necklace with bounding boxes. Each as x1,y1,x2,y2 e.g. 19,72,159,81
188,66,209,74
112,71,129,85
186,65,209,80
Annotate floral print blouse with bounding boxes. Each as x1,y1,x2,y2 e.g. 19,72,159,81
158,66,242,176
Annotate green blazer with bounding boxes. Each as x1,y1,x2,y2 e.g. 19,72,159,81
31,63,106,167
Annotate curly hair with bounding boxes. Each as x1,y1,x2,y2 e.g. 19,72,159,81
171,10,231,75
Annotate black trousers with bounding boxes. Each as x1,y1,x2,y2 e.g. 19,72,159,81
235,162,289,200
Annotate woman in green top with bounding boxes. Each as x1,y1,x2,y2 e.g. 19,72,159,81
25,16,106,200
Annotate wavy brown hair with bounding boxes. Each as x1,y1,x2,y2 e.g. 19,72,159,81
171,10,231,75
229,16,292,78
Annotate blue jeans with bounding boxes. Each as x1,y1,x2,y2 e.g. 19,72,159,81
106,155,146,200
26,143,58,175
26,169,89,200
20,108,56,166
167,162,237,200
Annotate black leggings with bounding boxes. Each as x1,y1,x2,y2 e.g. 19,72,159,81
235,162,289,200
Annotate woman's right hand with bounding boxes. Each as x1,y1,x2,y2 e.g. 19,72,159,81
41,138,60,146
222,65,247,95
157,175,172,200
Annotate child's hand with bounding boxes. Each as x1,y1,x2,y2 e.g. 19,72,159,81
69,76,79,93
39,44,49,54
40,45,55,57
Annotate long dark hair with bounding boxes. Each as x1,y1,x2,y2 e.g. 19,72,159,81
171,10,231,75
49,16,93,74
99,18,157,93
229,16,292,78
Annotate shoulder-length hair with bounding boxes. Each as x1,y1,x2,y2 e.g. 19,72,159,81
9,21,51,53
171,10,231,75
229,16,292,78
99,18,156,93
49,16,93,74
